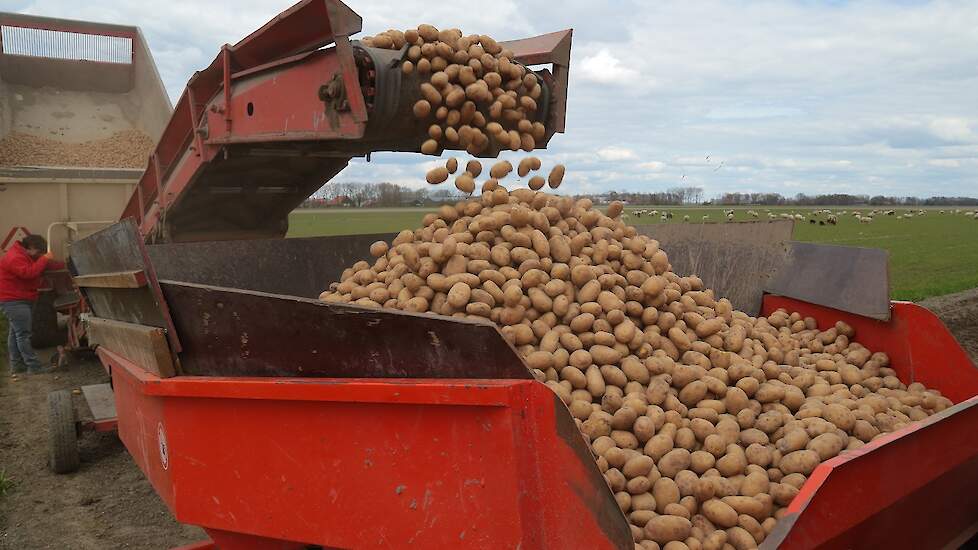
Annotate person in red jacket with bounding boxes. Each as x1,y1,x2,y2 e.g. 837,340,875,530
0,234,65,375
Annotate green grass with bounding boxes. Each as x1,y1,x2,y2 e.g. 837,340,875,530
287,205,978,301
289,208,432,238
0,469,12,496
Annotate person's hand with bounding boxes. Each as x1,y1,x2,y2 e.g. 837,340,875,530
43,251,54,260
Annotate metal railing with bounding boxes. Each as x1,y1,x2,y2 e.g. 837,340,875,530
0,24,132,64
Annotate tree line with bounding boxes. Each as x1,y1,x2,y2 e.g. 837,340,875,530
301,182,978,208
716,192,978,206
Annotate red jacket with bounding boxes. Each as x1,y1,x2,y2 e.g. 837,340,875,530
0,242,65,302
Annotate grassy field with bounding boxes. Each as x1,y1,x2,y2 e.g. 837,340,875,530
288,205,978,301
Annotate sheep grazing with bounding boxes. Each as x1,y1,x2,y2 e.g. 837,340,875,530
660,215,668,221
726,213,735,221
702,214,710,221
827,215,838,225
809,219,816,224
860,216,873,224
683,215,690,222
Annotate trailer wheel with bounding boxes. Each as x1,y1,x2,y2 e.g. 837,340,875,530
47,390,79,474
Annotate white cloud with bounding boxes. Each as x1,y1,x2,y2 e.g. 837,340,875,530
6,0,977,198
638,161,665,171
929,118,976,144
597,146,638,161
578,48,640,85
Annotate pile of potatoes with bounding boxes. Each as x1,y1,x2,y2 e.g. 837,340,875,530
361,25,546,156
319,183,952,550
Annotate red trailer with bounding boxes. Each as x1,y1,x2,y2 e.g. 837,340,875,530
58,220,978,549
52,0,978,548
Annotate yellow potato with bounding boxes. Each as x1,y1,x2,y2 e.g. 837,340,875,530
455,172,475,194
426,166,449,184
420,139,439,155
413,100,431,118
548,164,565,188
466,160,483,178
490,160,513,179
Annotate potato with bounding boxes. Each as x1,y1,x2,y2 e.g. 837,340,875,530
421,139,439,155
548,164,566,188
490,160,513,179
658,449,692,478
426,166,449,184
369,241,389,258
645,515,692,544
413,99,431,118
702,499,738,528
455,172,476,194
779,449,820,475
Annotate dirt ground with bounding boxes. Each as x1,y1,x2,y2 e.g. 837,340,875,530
0,352,204,549
919,287,978,365
0,290,974,549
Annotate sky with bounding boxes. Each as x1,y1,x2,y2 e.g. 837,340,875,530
7,0,978,198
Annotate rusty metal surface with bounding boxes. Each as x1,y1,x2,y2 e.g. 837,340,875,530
635,221,794,315
69,219,181,352
158,152,350,242
551,396,633,547
148,232,396,298
502,29,572,142
767,242,890,320
160,280,532,379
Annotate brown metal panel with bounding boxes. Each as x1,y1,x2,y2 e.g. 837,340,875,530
73,269,146,289
147,232,396,298
87,317,175,377
69,219,181,352
161,281,532,380
635,221,794,315
766,241,891,320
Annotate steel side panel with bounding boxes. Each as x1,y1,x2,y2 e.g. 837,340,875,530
766,242,891,320
98,347,630,549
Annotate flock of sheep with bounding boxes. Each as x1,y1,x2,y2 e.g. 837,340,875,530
623,207,978,225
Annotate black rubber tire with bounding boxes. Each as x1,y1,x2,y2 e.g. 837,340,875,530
47,390,80,474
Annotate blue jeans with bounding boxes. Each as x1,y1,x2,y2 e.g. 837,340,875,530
0,300,41,373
